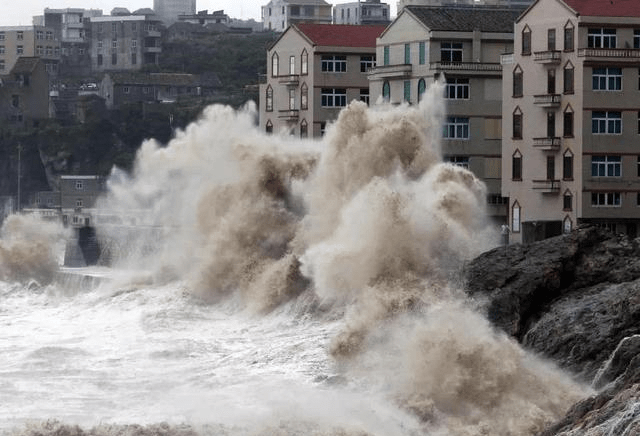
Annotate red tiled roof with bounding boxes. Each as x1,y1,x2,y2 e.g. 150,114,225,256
295,23,387,48
562,0,640,17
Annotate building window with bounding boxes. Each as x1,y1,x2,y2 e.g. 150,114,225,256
441,42,462,63
419,42,426,65
548,29,556,51
592,111,622,134
0,60,4,71
588,28,616,48
445,78,469,99
359,88,369,105
443,117,469,139
75,180,84,190
301,49,308,75
513,107,522,139
36,30,43,40
143,87,150,94
547,111,556,138
512,201,521,233
563,150,574,180
403,80,411,102
17,31,23,40
76,199,83,208
591,192,621,207
321,55,347,72
289,55,295,75
321,88,347,107
131,53,137,64
592,156,621,177
522,26,531,55
547,69,556,94
16,45,23,55
112,53,117,65
635,30,640,49
563,62,574,94
301,83,308,110
563,192,572,211
300,119,308,138
382,81,390,101
266,120,273,134
512,150,522,181
564,23,574,51
132,22,137,32
36,45,43,55
563,106,574,137
513,66,523,97
404,43,410,64
46,31,53,40
132,39,137,48
266,85,273,112
112,22,118,33
592,67,622,91
271,53,279,77
289,88,295,110
447,156,469,169
0,32,5,41
418,78,426,101
547,155,556,180
360,55,374,72
0,45,4,54
383,46,389,66
123,86,130,94
97,54,103,65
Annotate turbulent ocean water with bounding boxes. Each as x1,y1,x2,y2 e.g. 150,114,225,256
0,86,591,436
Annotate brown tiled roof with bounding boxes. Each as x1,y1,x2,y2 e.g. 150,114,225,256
295,23,386,48
562,0,640,17
405,5,523,33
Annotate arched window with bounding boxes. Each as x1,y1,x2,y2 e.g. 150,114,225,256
266,120,273,133
513,106,523,139
512,200,521,233
271,52,279,77
522,25,531,55
563,104,574,137
563,149,574,180
417,78,426,101
513,65,523,97
563,215,573,233
563,61,574,94
512,149,522,181
266,85,273,112
563,190,573,211
564,20,574,51
301,49,308,75
300,119,308,138
382,80,390,101
300,83,308,110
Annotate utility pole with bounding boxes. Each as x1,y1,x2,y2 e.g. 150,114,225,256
17,143,21,213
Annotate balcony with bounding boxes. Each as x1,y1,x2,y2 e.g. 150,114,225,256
534,94,561,107
145,30,161,38
532,179,561,194
368,64,412,80
144,46,161,53
278,109,299,121
578,48,640,62
533,137,561,150
533,50,561,64
500,53,514,65
430,62,502,73
278,74,299,86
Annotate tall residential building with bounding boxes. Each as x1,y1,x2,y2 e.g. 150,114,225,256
369,5,522,224
333,0,391,26
259,23,386,137
88,12,162,73
43,8,103,76
261,0,333,32
0,26,61,76
154,0,197,25
502,0,640,243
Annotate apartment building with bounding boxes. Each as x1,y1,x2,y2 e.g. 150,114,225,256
0,57,50,128
333,0,391,26
262,0,333,32
154,0,197,25
502,0,640,243
43,8,103,76
369,5,522,223
259,23,385,137
88,13,162,73
0,26,61,76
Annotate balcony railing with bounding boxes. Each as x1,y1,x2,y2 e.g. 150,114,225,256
368,64,412,79
145,30,161,38
534,94,561,107
430,62,502,72
532,179,561,194
578,48,640,59
500,53,514,65
533,137,561,150
144,46,161,53
278,74,299,86
533,50,561,63
278,109,299,121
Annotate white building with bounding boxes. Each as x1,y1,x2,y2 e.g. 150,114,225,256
262,0,332,32
334,0,391,26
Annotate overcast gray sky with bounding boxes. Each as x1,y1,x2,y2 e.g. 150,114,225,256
1,0,395,26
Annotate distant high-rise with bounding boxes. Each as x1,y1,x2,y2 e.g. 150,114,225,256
153,0,197,25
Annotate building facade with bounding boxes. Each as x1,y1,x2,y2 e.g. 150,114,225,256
369,5,522,223
262,0,333,32
333,0,391,26
154,0,197,25
88,14,162,73
0,26,61,76
0,57,50,128
259,23,385,137
502,0,640,243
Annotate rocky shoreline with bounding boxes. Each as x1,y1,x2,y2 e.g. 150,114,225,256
464,225,640,435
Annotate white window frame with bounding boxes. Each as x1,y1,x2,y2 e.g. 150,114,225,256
591,155,621,177
289,88,295,110
447,156,469,169
591,192,621,207
592,111,622,134
592,67,622,91
588,28,616,48
289,55,295,75
321,55,347,73
441,42,462,63
75,180,84,190
360,55,375,73
321,88,347,107
445,78,469,99
443,117,469,139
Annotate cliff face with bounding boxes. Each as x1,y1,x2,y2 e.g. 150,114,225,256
464,226,640,435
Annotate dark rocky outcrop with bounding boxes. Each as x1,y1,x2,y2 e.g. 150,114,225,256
464,225,640,435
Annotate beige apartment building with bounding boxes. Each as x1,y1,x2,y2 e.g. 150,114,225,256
259,23,386,137
88,13,162,72
502,0,640,243
369,5,523,223
0,26,61,75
